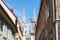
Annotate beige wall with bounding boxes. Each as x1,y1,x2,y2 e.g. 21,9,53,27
17,21,23,40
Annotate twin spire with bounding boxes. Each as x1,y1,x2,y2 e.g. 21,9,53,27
21,8,36,34
21,8,36,23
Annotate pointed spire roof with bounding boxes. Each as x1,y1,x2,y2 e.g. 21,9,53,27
20,8,26,29
31,8,37,23
22,8,25,18
21,8,26,23
33,8,36,18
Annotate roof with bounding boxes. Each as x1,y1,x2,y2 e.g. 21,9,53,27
0,0,17,25
0,0,18,33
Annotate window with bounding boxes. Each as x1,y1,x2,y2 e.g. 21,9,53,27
26,37,31,40
3,23,7,37
8,29,12,40
0,20,3,31
58,10,60,19
31,23,36,33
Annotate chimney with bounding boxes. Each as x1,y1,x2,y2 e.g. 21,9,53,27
9,8,14,13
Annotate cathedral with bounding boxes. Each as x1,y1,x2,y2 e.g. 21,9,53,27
20,8,37,40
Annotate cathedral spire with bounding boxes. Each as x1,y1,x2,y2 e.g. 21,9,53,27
21,8,26,23
33,8,36,18
20,8,26,34
31,8,36,23
22,8,25,17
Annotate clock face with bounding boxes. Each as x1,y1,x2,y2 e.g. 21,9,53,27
31,27,35,33
31,24,36,33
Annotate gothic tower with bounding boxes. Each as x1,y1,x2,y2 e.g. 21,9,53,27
30,8,37,40
21,8,37,40
30,8,37,34
20,9,26,35
31,8,37,23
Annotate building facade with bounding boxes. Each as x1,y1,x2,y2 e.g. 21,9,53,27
55,0,60,40
17,20,23,40
35,0,56,40
20,8,36,40
30,8,37,40
0,0,17,40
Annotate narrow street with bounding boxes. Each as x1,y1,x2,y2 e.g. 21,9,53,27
0,0,60,40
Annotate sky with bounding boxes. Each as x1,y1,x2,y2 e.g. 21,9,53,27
3,0,40,23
